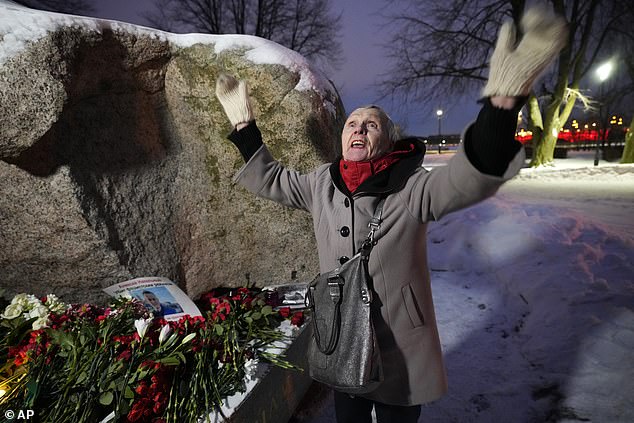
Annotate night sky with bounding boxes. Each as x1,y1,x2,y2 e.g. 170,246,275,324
86,0,481,137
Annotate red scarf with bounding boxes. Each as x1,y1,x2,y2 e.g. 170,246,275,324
339,142,415,193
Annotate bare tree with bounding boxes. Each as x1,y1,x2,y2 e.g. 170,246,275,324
144,0,226,33
379,0,512,107
11,0,94,15
379,0,634,166
144,0,343,70
279,0,342,68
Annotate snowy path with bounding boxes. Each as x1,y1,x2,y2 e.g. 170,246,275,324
291,156,634,423
425,190,633,422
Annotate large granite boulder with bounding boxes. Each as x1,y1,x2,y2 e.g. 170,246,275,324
0,1,345,303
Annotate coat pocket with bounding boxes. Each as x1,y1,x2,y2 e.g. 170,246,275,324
401,284,425,328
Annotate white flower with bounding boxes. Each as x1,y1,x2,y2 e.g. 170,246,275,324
134,318,152,339
32,317,49,330
181,333,196,344
11,293,29,308
44,294,66,313
28,305,48,320
10,293,45,313
26,294,41,307
107,308,122,316
158,325,172,344
1,303,23,320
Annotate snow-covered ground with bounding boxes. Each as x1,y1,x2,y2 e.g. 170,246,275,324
292,151,634,423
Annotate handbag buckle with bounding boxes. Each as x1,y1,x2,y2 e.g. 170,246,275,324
327,275,343,304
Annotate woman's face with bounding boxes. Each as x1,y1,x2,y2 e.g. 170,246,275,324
341,108,392,161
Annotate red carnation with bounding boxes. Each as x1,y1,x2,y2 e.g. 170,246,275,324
291,311,305,326
126,398,152,422
117,349,132,361
135,381,149,396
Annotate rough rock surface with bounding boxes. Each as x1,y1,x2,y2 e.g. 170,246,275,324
0,2,345,303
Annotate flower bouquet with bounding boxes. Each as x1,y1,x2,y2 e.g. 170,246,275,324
0,287,305,423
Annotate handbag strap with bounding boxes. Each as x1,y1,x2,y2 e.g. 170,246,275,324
360,197,387,254
310,197,387,355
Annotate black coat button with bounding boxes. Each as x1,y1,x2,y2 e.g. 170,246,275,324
340,226,350,237
344,198,350,207
339,256,350,265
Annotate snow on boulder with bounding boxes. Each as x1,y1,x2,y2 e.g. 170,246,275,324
0,1,345,302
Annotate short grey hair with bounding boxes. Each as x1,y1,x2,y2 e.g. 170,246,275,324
359,104,399,142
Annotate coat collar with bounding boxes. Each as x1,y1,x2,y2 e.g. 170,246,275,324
329,137,427,198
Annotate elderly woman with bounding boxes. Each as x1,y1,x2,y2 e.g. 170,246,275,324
215,7,566,423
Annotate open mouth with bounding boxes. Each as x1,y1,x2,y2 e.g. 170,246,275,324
351,140,366,148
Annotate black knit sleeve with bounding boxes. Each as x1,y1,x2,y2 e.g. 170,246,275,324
227,120,264,162
464,97,526,177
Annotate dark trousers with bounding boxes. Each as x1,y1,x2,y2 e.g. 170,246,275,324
334,391,422,423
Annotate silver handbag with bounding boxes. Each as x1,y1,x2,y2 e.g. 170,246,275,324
305,199,385,394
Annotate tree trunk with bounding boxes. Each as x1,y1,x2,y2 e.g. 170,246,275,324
527,96,546,166
621,116,634,163
530,91,577,167
534,132,559,166
532,114,557,166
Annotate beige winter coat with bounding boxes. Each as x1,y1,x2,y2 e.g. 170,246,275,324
234,137,523,405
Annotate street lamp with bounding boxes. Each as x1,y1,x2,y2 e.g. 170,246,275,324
594,60,613,166
596,62,613,82
436,109,443,136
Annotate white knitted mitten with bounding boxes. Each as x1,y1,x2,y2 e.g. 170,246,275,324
215,73,254,127
482,6,568,97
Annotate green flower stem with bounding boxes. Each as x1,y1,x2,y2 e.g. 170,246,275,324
114,342,137,420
